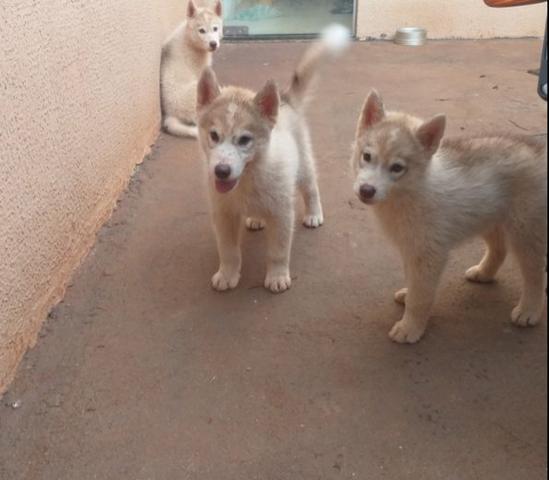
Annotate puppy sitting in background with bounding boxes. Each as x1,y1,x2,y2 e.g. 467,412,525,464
351,90,547,343
161,0,223,138
196,25,350,293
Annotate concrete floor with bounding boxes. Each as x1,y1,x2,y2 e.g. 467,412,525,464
1,40,547,480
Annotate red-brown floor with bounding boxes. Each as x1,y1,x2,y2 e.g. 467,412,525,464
1,39,547,479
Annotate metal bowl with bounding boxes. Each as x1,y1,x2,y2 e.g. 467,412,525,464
394,27,427,46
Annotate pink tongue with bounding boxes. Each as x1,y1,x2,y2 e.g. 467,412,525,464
215,179,238,194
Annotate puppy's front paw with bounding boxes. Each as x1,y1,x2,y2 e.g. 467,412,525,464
511,303,543,327
389,319,426,344
264,273,292,293
246,218,266,231
211,270,240,292
465,265,495,284
394,288,408,305
303,213,324,229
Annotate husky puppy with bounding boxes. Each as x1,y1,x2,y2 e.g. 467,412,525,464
351,90,547,343
161,0,223,138
196,25,350,293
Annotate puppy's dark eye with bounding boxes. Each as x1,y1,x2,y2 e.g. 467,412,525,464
237,135,253,147
363,152,372,163
210,131,220,143
213,26,219,32
199,28,207,34
390,164,406,174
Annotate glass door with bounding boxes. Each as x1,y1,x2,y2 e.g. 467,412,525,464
223,0,355,38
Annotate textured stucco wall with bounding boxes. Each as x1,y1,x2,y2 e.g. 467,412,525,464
356,0,547,39
0,0,187,393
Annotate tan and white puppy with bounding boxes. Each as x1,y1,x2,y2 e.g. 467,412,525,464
197,25,350,293
161,0,223,138
351,90,547,343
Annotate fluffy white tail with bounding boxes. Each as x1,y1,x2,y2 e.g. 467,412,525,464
163,116,198,138
285,24,351,109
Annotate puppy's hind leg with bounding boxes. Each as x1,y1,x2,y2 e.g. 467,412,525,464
507,226,547,327
466,226,507,283
211,210,243,291
297,131,324,229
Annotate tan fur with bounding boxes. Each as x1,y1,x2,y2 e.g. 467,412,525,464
194,26,348,293
161,0,223,138
351,90,547,343
196,78,324,293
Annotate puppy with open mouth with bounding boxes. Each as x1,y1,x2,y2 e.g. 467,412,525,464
196,25,350,293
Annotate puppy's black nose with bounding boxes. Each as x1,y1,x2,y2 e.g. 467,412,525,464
209,41,218,50
215,164,231,180
359,184,377,201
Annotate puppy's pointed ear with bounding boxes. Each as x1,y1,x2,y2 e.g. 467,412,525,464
254,80,279,126
416,114,446,155
187,0,197,18
358,89,385,134
214,0,223,17
197,67,221,112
